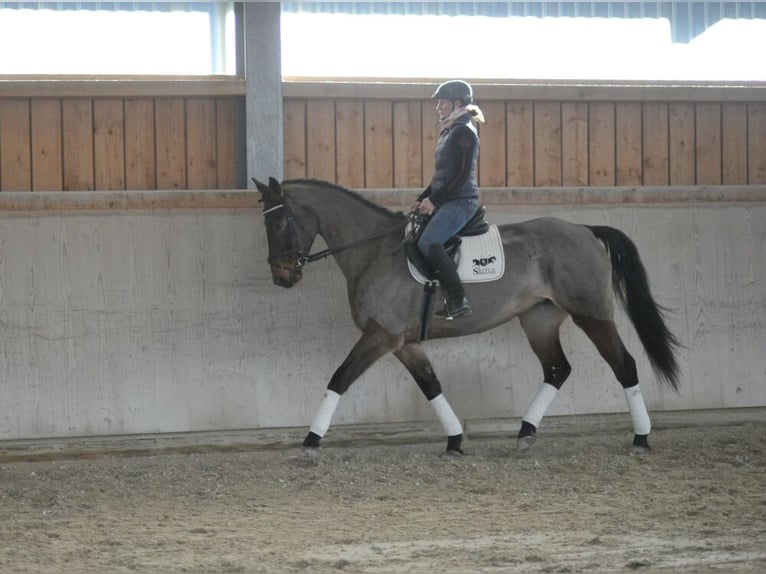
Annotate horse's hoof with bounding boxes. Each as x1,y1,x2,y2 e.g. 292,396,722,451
445,434,463,456
517,434,536,451
631,434,651,455
302,431,321,449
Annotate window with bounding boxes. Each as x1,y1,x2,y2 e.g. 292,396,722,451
0,2,235,75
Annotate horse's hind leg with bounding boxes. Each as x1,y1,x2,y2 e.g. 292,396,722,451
571,314,652,453
303,320,403,451
517,301,572,451
393,344,464,456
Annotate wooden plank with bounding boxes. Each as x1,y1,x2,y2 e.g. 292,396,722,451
392,101,423,188
615,102,642,186
62,98,94,191
124,98,156,190
93,99,125,190
335,100,364,188
533,102,562,186
642,103,669,185
721,103,747,185
421,101,439,188
1,77,246,98
186,98,217,189
363,100,393,188
748,103,766,184
668,103,695,185
305,100,336,183
0,99,32,191
695,103,722,185
588,103,615,186
561,102,588,186
282,79,766,104
506,102,534,187
477,101,506,187
30,99,63,191
155,98,186,190
283,99,307,180
215,98,238,189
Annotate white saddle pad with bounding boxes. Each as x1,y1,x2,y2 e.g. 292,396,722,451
408,225,505,284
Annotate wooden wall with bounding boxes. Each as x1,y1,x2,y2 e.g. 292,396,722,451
0,78,243,191
1,78,765,191
282,81,766,188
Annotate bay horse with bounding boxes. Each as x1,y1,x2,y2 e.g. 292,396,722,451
254,177,680,455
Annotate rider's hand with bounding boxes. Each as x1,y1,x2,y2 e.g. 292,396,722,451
409,200,421,213
418,197,435,215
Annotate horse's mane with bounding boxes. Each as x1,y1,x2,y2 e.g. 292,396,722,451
283,179,406,221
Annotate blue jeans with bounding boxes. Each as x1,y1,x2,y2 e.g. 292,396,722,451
417,197,479,256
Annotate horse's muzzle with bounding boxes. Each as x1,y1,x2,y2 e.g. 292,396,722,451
270,263,302,288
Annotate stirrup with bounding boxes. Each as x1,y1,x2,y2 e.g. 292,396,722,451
435,297,472,320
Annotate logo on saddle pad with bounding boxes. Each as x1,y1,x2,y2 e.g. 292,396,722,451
408,225,505,284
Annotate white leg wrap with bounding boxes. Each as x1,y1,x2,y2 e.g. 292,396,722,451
309,390,340,438
624,384,651,435
522,382,558,428
430,394,463,437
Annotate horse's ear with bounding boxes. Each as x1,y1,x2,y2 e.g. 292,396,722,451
252,177,284,204
268,177,283,198
252,177,269,195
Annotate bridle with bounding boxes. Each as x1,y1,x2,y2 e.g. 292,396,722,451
262,200,408,271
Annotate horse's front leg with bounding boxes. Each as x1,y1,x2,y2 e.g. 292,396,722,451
303,320,403,450
393,344,464,456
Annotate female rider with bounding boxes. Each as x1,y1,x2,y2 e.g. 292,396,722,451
413,79,485,320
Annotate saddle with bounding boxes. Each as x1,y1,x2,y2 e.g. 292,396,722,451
405,205,490,280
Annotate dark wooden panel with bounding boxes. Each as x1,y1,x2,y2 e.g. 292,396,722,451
748,103,766,184
533,102,561,186
669,103,695,185
695,103,722,185
421,101,439,188
506,101,534,187
643,103,669,186
306,100,336,182
393,101,423,188
30,99,63,191
589,103,615,186
186,98,217,189
0,99,32,191
335,100,364,188
155,98,186,190
477,101,506,187
616,103,642,186
124,98,156,190
215,98,238,189
62,98,94,191
561,102,588,187
721,103,747,185
283,99,307,180
364,100,393,188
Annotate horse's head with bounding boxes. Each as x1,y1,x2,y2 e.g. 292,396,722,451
253,177,316,288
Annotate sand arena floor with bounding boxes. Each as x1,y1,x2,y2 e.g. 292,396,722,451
1,409,764,573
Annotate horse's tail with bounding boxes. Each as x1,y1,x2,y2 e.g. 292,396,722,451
587,225,681,392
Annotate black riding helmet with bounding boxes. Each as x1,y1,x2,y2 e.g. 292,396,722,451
431,80,473,106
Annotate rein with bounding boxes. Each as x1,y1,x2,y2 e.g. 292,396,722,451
264,203,407,269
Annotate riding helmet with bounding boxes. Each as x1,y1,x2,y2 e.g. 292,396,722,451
431,80,473,105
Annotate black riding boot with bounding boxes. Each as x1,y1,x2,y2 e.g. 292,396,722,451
426,243,472,320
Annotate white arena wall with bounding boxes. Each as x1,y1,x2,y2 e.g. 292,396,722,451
0,187,764,440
